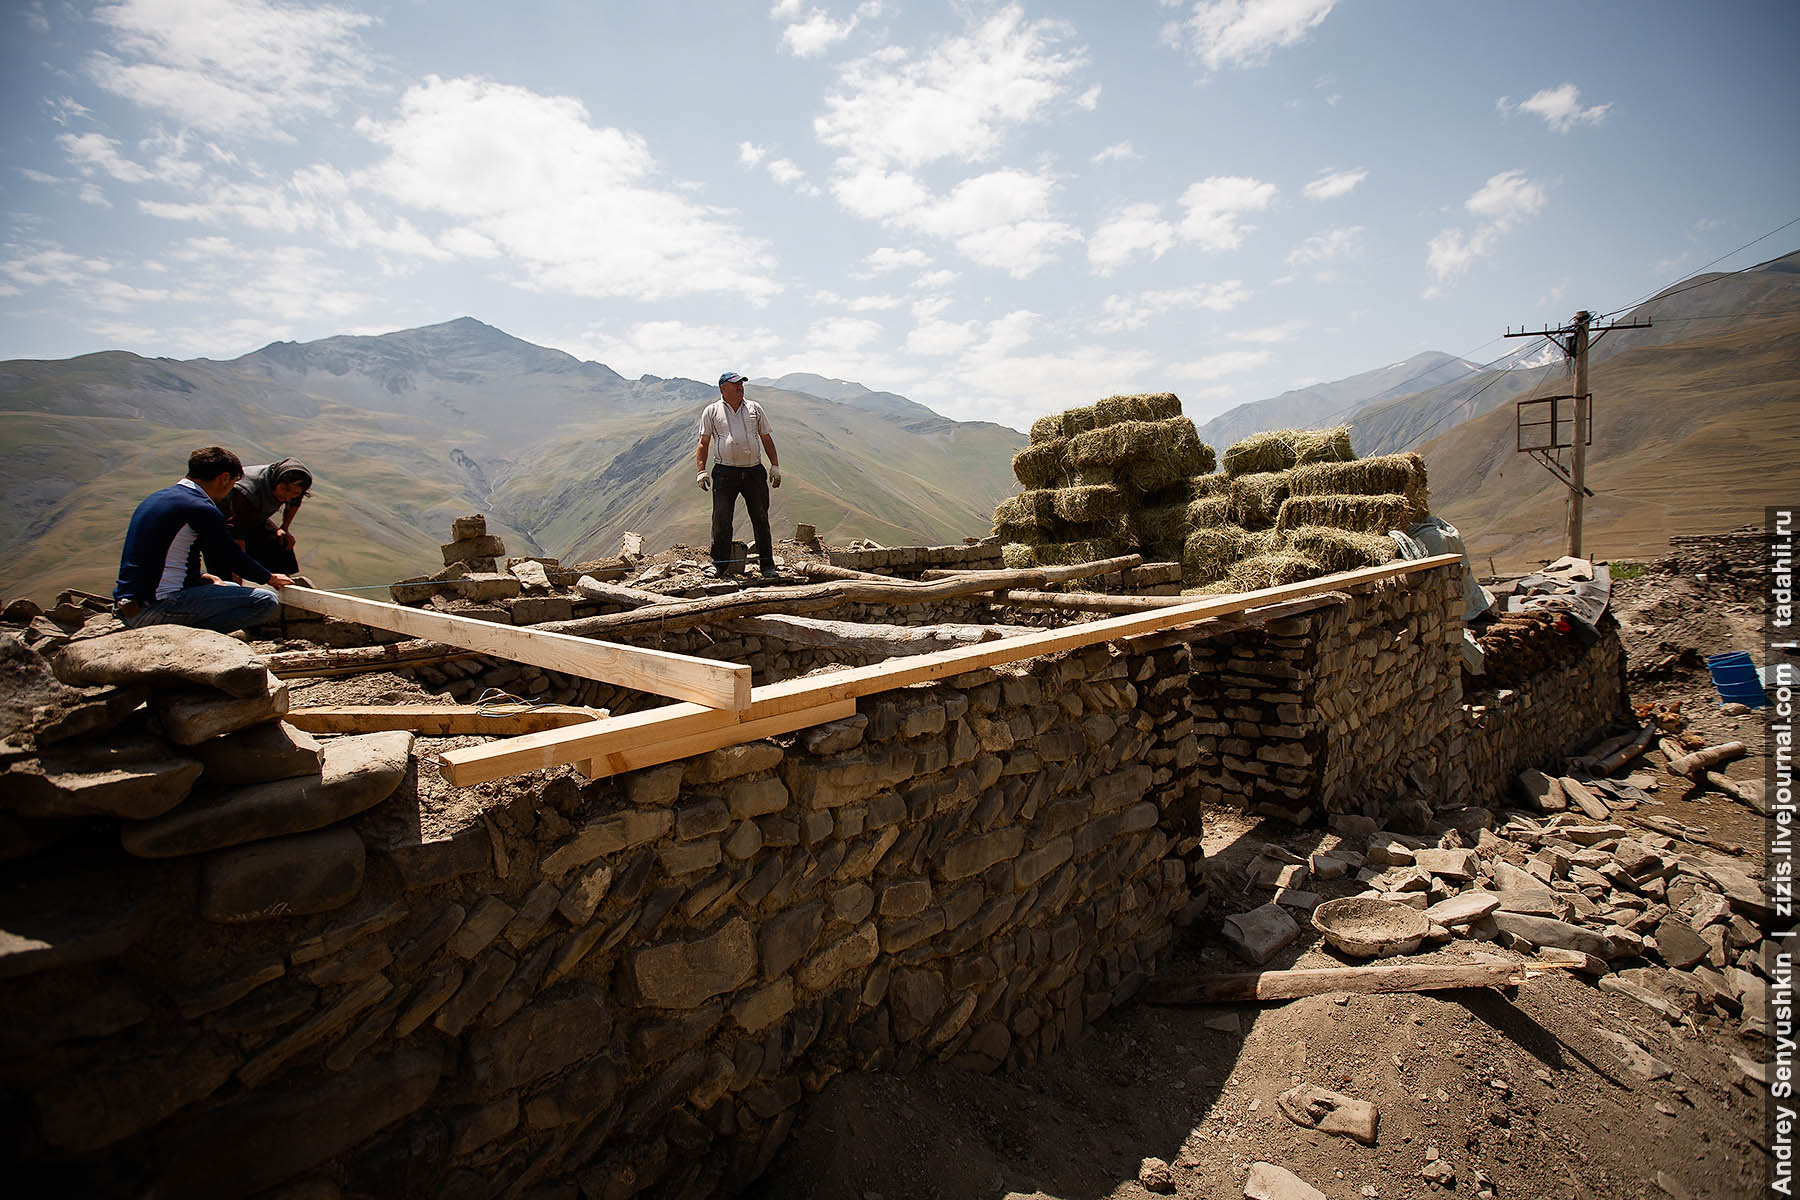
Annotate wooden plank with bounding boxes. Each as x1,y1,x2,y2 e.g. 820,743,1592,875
438,554,1461,785
572,698,858,781
286,704,606,736
265,642,479,679
1144,958,1538,1005
277,585,750,712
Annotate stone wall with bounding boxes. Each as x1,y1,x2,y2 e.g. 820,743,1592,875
1444,621,1629,809
0,626,1198,1197
1181,566,1466,825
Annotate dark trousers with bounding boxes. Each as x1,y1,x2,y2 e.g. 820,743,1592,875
242,525,299,574
710,463,773,572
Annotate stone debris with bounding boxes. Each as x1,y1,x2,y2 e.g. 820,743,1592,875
1245,1160,1328,1200
1276,1083,1380,1144
1138,1155,1176,1193
1222,903,1301,965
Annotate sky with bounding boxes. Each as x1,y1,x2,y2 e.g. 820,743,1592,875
3,0,1797,435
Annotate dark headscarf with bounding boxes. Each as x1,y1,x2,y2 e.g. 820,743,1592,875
229,457,312,522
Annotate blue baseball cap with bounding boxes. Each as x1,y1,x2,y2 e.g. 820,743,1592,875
719,371,748,385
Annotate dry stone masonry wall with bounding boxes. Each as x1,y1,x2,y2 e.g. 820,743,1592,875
0,558,1627,1196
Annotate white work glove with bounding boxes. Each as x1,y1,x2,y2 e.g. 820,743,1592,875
696,471,711,491
769,466,782,488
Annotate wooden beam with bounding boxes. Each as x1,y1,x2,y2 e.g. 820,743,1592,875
573,698,858,781
988,588,1185,613
1145,958,1537,1004
438,554,1461,785
276,586,751,712
919,554,1142,582
720,614,1037,656
265,641,479,679
286,704,606,736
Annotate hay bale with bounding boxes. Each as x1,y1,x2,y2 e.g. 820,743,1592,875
1028,413,1065,443
992,489,1056,529
1129,502,1190,559
1227,471,1292,528
1190,473,1229,499
1050,484,1129,524
1012,439,1070,489
1287,451,1429,519
1182,525,1251,586
1221,430,1299,477
1274,493,1412,535
1002,542,1036,570
1030,537,1127,568
1281,525,1400,574
1291,425,1356,466
1070,417,1211,493
1227,552,1324,590
1185,496,1233,528
1093,392,1183,426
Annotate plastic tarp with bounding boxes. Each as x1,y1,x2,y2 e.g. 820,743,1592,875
1504,555,1612,641
1393,516,1492,674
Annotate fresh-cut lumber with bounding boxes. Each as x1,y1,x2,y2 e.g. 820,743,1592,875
1145,958,1537,1005
286,704,606,736
437,554,1461,785
573,698,858,781
276,585,751,711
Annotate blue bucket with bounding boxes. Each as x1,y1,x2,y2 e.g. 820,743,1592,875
1706,651,1769,708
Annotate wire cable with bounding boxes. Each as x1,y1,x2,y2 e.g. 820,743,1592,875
1595,215,1800,321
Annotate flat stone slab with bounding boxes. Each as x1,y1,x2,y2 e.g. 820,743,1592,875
1222,903,1300,966
1653,916,1711,969
627,918,755,1008
52,626,270,697
1245,1161,1327,1200
154,676,288,746
0,634,147,752
200,826,366,922
1277,1084,1379,1144
1413,848,1478,880
122,731,413,858
1425,890,1502,928
193,720,323,785
5,737,201,820
1490,911,1615,959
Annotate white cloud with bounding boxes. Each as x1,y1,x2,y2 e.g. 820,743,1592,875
22,2,49,34
1302,166,1366,201
1092,140,1136,164
923,324,1163,433
769,0,802,17
862,246,931,273
90,278,175,312
358,76,780,302
1094,281,1248,333
905,168,1079,276
565,319,785,382
79,183,111,207
1425,169,1546,291
1172,0,1337,70
765,158,821,196
1076,84,1101,110
1499,83,1611,133
780,5,873,58
88,0,376,138
46,96,93,126
1088,203,1177,274
1169,349,1271,379
906,315,979,355
17,168,63,184
1177,175,1277,251
58,132,153,182
1,246,108,288
806,315,884,354
912,268,960,289
738,141,766,166
815,5,1085,170
1285,224,1361,265
844,293,901,311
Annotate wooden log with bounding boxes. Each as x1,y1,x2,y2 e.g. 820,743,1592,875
287,704,606,736
437,554,1463,785
988,588,1185,613
720,614,1038,656
1584,725,1656,775
265,641,479,679
574,576,674,608
1144,958,1536,1005
277,585,751,711
1703,771,1768,815
1617,812,1748,856
919,554,1143,583
1666,741,1748,779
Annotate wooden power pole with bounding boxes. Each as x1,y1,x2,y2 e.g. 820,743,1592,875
1506,308,1651,560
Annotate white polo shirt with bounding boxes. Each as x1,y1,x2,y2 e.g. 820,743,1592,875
699,398,772,468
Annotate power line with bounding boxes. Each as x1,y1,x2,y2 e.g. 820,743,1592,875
1596,214,1800,320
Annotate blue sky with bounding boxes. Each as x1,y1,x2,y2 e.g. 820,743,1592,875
3,0,1797,433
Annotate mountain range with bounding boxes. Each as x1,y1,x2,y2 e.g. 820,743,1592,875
1,250,1794,598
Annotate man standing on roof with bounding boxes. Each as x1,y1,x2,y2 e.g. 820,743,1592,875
695,371,782,578
112,445,295,633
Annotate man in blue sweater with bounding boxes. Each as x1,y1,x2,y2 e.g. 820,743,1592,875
112,446,296,632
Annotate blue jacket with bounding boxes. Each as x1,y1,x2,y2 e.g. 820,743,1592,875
114,480,273,604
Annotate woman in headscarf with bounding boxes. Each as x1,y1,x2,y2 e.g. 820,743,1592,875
222,458,313,577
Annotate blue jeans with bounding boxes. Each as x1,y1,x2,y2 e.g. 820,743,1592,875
124,584,280,633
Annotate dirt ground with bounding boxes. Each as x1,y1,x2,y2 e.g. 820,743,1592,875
753,549,1778,1200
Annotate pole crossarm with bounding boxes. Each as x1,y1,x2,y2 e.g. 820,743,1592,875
277,586,752,712
435,554,1464,786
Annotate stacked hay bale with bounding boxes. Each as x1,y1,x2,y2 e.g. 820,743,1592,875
1000,393,1216,574
1182,427,1430,592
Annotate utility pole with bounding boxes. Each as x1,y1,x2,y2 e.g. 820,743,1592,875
1506,309,1651,560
